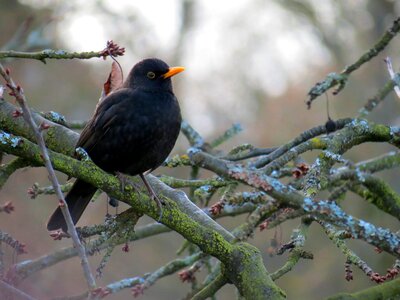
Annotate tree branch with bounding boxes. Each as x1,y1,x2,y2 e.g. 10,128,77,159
307,17,400,106
191,273,227,300
0,64,97,291
0,280,37,300
0,41,125,63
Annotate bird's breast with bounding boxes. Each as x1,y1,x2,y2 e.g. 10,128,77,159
89,90,181,175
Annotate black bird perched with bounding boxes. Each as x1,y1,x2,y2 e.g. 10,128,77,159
47,58,184,232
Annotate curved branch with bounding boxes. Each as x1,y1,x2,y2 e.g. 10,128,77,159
0,157,30,188
0,130,285,299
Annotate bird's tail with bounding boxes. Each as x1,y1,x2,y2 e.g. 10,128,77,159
47,179,97,232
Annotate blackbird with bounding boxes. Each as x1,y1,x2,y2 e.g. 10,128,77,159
47,58,184,232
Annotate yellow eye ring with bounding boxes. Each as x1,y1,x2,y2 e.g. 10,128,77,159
147,71,156,79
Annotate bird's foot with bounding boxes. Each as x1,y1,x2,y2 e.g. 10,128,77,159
75,147,91,161
139,173,165,222
116,172,165,222
150,193,165,222
115,172,141,192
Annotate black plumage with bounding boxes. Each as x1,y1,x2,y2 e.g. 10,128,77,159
47,58,184,232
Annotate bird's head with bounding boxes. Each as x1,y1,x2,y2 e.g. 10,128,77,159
124,58,184,91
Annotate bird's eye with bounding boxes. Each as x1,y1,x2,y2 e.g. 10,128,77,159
147,71,156,79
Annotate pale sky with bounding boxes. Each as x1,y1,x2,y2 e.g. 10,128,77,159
19,0,333,135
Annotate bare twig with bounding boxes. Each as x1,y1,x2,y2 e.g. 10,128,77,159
14,205,255,281
62,253,204,300
223,144,277,161
0,41,125,63
307,17,400,106
270,220,313,280
318,221,399,283
191,273,227,300
0,63,97,291
180,120,204,147
1,16,35,51
210,123,242,148
0,201,15,214
384,57,400,98
0,230,26,254
0,280,37,300
358,74,400,117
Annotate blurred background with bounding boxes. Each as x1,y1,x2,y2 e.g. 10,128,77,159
1,0,400,299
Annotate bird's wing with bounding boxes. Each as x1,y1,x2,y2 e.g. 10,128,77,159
76,88,133,153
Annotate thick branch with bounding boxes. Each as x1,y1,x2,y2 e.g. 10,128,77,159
189,149,400,257
0,130,285,298
0,157,30,188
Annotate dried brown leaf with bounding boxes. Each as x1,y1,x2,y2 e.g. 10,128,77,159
102,61,123,99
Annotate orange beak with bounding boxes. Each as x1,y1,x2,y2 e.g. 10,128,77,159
162,66,185,79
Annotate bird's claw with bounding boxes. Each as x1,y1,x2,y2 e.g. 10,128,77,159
75,147,91,161
116,172,140,192
139,173,165,222
117,172,165,222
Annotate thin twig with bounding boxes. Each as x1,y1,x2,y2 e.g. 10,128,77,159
0,63,97,291
14,204,255,281
1,17,35,51
317,221,398,283
210,123,242,148
384,57,400,98
0,280,37,300
0,230,26,254
181,120,204,147
223,145,277,161
61,253,204,300
191,273,227,300
0,41,125,63
307,17,400,106
358,74,400,117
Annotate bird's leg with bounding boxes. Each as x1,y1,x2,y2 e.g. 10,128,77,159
108,197,119,208
116,172,164,221
139,173,164,222
115,171,142,209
